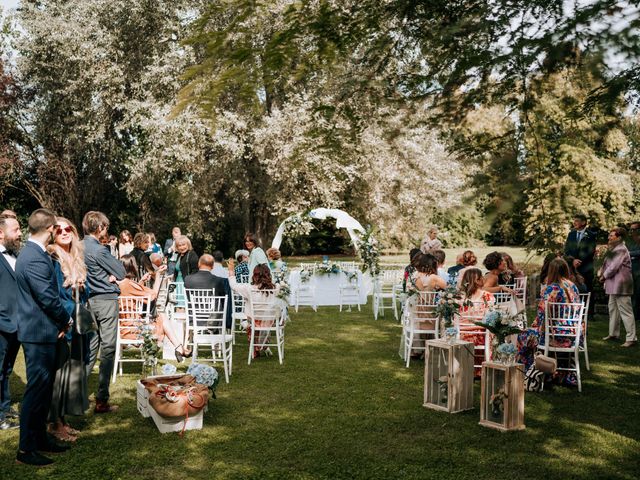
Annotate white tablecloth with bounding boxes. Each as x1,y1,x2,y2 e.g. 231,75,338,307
289,270,372,306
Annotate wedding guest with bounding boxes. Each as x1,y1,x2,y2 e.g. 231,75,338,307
131,233,154,279
600,227,637,347
539,252,559,286
448,253,464,276
402,248,422,293
117,230,134,258
0,213,22,431
564,255,587,293
16,209,72,466
149,253,163,271
172,235,199,283
414,253,447,291
244,232,270,279
627,221,640,326
83,211,126,414
46,218,89,443
211,250,229,278
482,251,516,295
432,249,450,284
517,258,580,384
0,209,17,218
498,252,525,285
227,260,280,358
234,249,250,282
107,235,118,258
564,213,596,318
420,226,443,253
459,268,495,375
163,226,181,256
118,255,190,360
146,233,163,257
183,254,232,329
451,250,478,286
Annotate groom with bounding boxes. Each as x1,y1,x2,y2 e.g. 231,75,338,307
564,213,597,317
15,209,72,466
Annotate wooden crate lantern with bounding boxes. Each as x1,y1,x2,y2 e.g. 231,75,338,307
479,361,525,431
424,339,474,413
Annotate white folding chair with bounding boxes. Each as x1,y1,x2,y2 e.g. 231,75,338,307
113,296,151,383
231,290,247,345
456,301,491,370
510,277,528,326
339,275,361,312
492,292,513,311
294,274,317,312
248,289,285,365
541,302,585,392
184,288,216,350
373,269,402,320
186,290,232,383
391,283,405,322
402,291,439,367
578,293,591,371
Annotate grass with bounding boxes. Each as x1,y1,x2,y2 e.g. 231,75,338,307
2,303,639,479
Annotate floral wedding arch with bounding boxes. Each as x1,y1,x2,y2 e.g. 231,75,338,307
271,208,380,274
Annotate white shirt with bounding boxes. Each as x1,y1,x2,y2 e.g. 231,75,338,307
0,244,16,270
212,264,229,279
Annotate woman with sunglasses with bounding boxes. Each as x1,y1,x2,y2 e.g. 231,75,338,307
46,218,90,443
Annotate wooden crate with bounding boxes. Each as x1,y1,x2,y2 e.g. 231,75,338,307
479,362,525,432
424,339,475,413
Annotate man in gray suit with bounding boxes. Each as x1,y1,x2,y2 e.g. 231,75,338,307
82,211,125,414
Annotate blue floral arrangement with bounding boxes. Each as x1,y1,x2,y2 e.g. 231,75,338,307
161,363,177,375
496,343,516,355
187,363,220,393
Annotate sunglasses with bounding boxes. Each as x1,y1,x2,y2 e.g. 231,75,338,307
56,226,73,234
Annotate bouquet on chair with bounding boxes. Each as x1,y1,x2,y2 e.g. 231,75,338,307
473,310,523,362
434,286,470,328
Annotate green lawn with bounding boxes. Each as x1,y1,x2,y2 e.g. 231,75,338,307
1,303,639,479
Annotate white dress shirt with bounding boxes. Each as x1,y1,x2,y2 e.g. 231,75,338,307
212,264,229,279
0,244,16,270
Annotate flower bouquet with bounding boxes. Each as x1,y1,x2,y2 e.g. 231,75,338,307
187,363,220,398
139,322,160,377
473,310,523,362
434,286,470,329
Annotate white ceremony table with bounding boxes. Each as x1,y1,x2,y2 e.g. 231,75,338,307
288,269,372,306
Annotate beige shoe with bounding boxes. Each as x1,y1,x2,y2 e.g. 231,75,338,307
621,341,637,348
602,335,619,341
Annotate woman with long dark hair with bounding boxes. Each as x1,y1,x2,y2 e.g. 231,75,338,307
118,255,190,360
228,261,280,358
243,232,271,279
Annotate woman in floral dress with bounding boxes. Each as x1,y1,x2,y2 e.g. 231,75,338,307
458,268,495,376
517,258,580,386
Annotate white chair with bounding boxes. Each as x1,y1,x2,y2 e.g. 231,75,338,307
339,275,361,312
402,291,439,367
113,296,151,383
514,277,528,325
232,290,247,345
578,292,591,371
183,288,215,350
391,283,405,322
492,292,514,311
294,275,317,312
187,290,232,383
248,289,285,365
456,302,491,370
373,269,402,320
541,302,585,392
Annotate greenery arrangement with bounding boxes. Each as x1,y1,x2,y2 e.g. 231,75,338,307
355,227,381,276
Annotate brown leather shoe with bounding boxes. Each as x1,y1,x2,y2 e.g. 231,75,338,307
621,341,637,348
94,401,119,414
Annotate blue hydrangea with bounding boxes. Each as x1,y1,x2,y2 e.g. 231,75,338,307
497,343,516,355
161,363,177,375
483,310,501,327
187,363,219,389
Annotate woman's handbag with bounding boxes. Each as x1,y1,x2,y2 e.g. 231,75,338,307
524,364,545,392
534,352,557,374
75,287,98,335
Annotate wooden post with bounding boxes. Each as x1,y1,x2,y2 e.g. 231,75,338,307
424,339,475,413
479,361,525,431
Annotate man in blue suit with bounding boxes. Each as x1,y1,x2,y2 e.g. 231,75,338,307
15,209,72,466
0,213,22,430
564,213,597,318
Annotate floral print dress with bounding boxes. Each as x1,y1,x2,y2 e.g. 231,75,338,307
459,291,495,376
517,279,581,386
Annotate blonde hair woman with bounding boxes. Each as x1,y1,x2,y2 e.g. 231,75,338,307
47,217,90,443
420,226,443,253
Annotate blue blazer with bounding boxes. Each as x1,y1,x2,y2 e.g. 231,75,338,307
16,241,70,344
0,252,18,334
